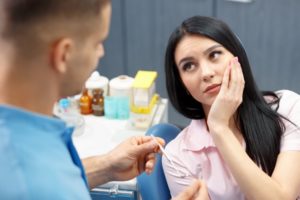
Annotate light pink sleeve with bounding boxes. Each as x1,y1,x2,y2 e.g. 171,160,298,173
277,90,300,151
162,135,195,198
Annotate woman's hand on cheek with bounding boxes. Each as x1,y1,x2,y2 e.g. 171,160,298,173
207,57,245,132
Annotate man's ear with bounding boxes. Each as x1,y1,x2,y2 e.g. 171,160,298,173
50,38,74,74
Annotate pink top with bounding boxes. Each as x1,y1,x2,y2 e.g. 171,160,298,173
162,90,300,200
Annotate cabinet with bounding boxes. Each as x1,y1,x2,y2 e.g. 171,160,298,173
98,0,300,127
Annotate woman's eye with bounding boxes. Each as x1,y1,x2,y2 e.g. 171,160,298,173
182,62,195,72
209,50,222,60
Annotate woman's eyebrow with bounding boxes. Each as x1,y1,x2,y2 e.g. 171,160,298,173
203,44,223,55
178,57,193,67
177,44,223,66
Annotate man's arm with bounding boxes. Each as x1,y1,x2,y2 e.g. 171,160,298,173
82,154,112,189
82,135,163,189
82,135,211,200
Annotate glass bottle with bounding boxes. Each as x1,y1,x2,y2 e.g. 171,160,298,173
79,88,92,115
91,88,104,116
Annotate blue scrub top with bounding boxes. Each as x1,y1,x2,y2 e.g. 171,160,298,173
0,105,91,200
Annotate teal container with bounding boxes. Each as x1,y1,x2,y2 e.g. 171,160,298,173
104,96,130,119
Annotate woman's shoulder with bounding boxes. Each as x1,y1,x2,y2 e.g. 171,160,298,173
275,90,300,152
276,89,300,100
165,119,206,153
275,90,300,116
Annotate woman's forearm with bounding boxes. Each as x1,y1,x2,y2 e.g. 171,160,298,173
211,126,292,200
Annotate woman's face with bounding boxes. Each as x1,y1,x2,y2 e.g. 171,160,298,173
175,34,235,111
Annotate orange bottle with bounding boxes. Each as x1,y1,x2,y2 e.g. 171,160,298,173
79,88,92,114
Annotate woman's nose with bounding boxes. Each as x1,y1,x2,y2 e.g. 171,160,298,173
201,65,215,82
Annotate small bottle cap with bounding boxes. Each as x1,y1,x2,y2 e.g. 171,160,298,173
92,88,103,95
85,71,109,89
59,98,70,110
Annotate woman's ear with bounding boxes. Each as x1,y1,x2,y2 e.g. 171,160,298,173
50,38,74,74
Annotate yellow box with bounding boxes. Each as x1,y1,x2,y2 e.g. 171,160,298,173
131,94,159,114
132,70,157,108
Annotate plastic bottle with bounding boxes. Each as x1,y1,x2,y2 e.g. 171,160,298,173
79,87,92,115
57,98,85,136
91,88,104,116
85,71,109,96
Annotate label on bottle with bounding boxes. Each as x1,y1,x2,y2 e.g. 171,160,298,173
92,104,104,116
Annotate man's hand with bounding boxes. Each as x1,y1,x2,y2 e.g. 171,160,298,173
173,180,210,200
107,135,165,181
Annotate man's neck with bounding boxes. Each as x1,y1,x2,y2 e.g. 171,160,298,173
0,67,59,116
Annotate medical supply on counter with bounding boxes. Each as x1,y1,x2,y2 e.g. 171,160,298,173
85,71,109,96
115,96,130,119
79,87,92,115
130,70,159,129
105,75,133,120
132,70,157,108
56,98,85,136
104,96,117,119
104,96,130,119
91,88,104,116
109,75,134,103
129,97,159,130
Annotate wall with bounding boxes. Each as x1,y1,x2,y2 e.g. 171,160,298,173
98,0,300,127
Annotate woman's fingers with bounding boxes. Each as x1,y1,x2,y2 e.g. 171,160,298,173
230,57,237,96
220,58,232,95
235,58,245,99
231,57,244,104
226,57,244,103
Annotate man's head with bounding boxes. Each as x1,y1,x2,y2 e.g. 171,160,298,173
0,0,111,98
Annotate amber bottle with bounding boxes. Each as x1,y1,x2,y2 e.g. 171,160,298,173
91,88,104,116
79,88,92,114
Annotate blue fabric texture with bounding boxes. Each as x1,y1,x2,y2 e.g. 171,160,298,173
0,105,91,200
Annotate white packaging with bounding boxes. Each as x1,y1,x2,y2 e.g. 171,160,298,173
85,71,109,96
109,75,134,104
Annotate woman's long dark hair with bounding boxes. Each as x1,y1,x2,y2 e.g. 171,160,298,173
165,16,285,175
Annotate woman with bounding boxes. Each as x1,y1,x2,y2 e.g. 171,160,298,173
163,16,300,200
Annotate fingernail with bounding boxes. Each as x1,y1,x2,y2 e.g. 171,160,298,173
149,140,157,148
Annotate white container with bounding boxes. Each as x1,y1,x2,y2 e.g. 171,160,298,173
109,75,134,104
85,71,109,96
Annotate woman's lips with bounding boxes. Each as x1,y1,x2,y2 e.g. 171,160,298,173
204,84,221,94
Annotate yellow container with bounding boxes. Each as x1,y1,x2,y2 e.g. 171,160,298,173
131,94,159,114
132,70,157,109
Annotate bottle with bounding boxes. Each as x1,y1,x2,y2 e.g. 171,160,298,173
91,88,104,116
79,88,92,115
57,98,85,136
85,71,109,96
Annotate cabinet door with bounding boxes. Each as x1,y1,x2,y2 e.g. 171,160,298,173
216,0,300,93
124,0,214,127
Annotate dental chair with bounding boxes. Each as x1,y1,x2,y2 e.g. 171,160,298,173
137,123,181,200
